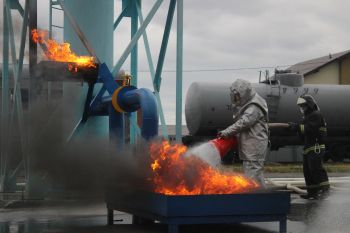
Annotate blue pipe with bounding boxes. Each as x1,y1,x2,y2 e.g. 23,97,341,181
97,63,158,140
109,104,125,146
120,88,158,140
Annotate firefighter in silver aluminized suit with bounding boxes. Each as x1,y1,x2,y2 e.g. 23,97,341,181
218,79,269,186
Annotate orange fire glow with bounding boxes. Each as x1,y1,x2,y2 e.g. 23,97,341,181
149,141,260,195
31,29,96,71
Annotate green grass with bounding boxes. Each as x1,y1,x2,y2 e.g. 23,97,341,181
222,162,350,173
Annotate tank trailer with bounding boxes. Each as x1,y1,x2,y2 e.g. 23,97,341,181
184,71,350,162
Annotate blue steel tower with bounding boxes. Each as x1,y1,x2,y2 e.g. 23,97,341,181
63,0,184,144
1,0,184,195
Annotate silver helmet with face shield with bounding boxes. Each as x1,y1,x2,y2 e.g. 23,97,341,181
230,79,256,107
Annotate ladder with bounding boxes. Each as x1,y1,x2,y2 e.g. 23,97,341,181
49,0,64,39
265,72,281,122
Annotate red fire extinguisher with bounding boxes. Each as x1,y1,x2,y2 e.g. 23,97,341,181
210,136,238,159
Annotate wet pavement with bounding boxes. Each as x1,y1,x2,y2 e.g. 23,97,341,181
0,202,303,233
1,186,350,233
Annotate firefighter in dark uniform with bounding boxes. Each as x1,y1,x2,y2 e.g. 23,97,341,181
289,94,330,200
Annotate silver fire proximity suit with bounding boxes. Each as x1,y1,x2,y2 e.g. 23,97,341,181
219,79,269,186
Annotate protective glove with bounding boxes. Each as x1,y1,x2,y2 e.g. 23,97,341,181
217,130,228,139
217,131,223,138
288,122,298,131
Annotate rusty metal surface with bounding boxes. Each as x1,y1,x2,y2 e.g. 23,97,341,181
35,61,99,83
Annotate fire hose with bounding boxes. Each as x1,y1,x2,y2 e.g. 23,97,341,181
268,123,290,129
266,177,350,194
266,179,307,194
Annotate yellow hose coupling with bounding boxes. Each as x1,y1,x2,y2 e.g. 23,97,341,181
112,86,125,113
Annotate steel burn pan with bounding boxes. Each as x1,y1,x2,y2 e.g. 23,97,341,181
35,61,99,84
105,189,291,233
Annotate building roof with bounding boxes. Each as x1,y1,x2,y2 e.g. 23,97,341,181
288,50,350,76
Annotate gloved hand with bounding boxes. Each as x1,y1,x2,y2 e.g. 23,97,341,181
288,122,298,131
217,131,223,138
217,130,228,139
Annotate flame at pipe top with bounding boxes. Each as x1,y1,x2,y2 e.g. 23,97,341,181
31,29,96,72
149,141,260,195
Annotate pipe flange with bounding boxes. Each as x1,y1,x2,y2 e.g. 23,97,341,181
112,86,125,113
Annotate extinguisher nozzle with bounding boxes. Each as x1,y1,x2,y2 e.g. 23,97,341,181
210,137,238,159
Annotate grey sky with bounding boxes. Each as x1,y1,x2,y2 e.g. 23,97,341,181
1,0,350,124
135,0,350,124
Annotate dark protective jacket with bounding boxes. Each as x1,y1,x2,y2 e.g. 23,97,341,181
298,109,327,154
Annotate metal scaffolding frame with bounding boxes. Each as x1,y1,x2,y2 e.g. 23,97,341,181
65,0,183,143
49,0,63,39
1,0,184,194
1,0,37,193
112,0,184,142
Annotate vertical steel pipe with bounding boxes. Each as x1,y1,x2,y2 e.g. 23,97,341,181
109,105,125,146
121,88,159,140
1,3,9,191
176,0,183,142
130,0,139,144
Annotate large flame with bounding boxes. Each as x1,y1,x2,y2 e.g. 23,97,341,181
31,29,96,72
149,141,260,195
